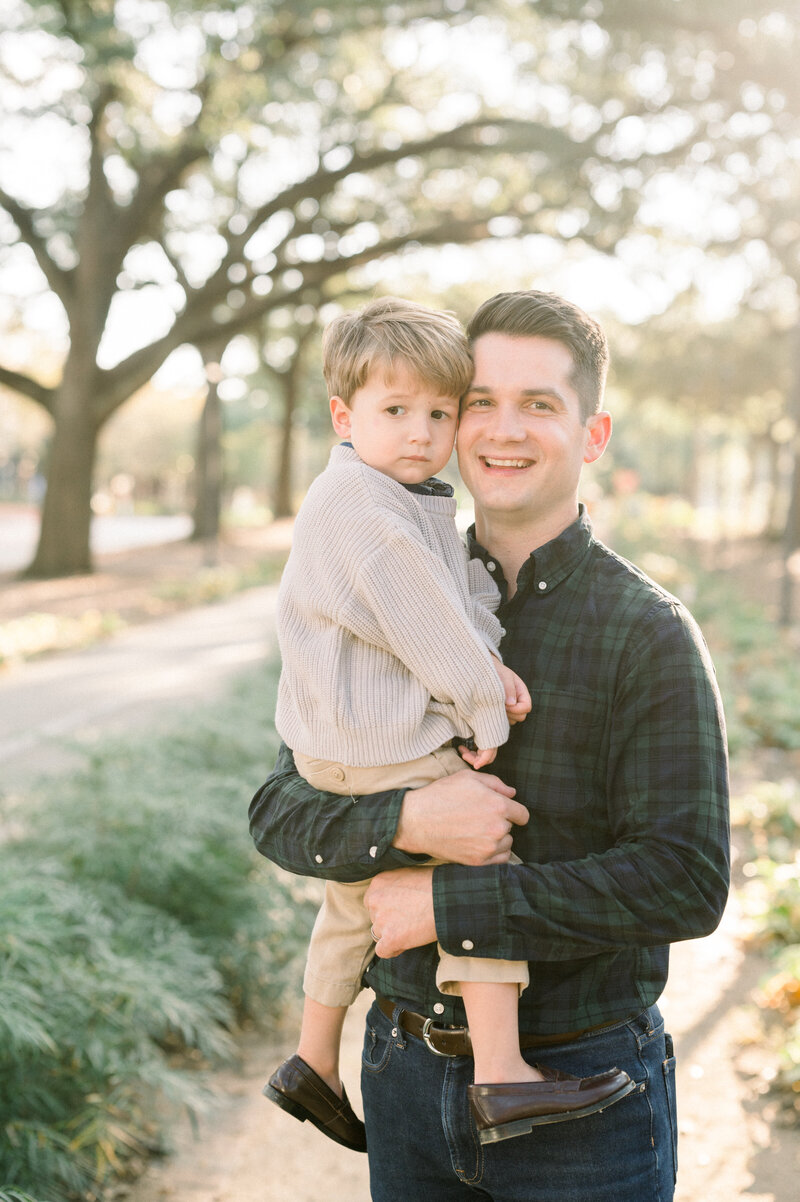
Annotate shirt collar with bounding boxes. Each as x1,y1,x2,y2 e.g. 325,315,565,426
467,505,594,598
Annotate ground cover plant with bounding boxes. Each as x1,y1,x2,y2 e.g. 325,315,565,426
0,662,317,1201
735,780,800,1120
612,501,800,1121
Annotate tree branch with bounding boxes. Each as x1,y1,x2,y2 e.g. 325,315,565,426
0,364,56,412
119,84,211,248
92,187,621,423
0,187,74,307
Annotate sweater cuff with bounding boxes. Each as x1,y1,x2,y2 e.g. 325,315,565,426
470,706,510,752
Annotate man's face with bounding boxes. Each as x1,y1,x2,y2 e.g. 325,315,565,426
456,333,608,528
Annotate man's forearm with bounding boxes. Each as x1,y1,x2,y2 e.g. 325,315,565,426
248,742,424,881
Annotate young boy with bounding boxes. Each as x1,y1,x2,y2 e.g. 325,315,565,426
264,297,632,1150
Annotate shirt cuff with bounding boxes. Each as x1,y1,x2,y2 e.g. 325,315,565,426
432,862,510,960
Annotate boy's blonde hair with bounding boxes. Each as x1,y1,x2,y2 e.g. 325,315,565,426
322,296,473,403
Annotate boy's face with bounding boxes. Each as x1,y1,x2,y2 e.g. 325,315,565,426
330,362,459,484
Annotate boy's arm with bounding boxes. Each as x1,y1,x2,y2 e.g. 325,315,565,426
349,532,509,751
464,556,505,658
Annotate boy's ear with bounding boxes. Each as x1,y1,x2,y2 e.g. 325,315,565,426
330,396,352,439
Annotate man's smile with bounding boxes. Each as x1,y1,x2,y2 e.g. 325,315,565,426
481,456,534,470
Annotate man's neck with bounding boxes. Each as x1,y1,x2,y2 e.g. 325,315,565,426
475,504,579,598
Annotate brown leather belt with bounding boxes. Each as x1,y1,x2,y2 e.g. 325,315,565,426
376,995,625,1057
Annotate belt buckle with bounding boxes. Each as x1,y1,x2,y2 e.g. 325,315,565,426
421,1017,451,1057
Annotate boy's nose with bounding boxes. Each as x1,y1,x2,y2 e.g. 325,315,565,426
409,419,432,444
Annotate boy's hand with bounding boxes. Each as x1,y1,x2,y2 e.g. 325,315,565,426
458,744,497,769
492,656,532,725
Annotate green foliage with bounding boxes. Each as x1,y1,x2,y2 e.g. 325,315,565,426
0,662,317,1199
734,781,800,1122
0,1189,53,1202
609,502,800,756
760,945,800,1121
616,502,800,1121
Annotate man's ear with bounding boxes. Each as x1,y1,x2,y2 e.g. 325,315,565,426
583,411,612,464
330,396,352,438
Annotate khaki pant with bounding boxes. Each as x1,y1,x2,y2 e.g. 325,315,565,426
295,745,528,1008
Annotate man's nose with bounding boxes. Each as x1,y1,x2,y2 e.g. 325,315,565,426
487,404,526,441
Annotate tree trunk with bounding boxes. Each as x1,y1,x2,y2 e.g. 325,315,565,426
192,351,225,543
273,369,297,519
779,319,800,625
26,379,99,578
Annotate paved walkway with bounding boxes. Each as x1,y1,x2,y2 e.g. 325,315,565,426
0,583,279,789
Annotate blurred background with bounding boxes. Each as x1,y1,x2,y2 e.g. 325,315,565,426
1,2,800,1200
1,0,798,583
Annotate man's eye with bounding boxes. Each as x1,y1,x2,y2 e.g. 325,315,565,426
465,397,491,408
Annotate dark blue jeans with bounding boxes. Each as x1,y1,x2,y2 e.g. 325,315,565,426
361,999,677,1202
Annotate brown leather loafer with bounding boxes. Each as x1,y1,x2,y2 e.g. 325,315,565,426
469,1063,636,1145
264,1054,367,1152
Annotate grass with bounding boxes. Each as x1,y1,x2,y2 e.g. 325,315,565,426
0,661,317,1201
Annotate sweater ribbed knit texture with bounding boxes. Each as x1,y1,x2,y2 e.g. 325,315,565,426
275,444,509,767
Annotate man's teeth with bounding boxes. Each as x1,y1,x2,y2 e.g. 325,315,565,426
484,458,531,468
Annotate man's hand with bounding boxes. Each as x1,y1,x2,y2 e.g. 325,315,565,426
394,769,528,865
365,867,436,959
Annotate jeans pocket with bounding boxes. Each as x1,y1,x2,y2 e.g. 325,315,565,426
662,1033,678,1185
362,1011,397,1077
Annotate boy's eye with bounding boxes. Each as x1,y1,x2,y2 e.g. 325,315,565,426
385,405,405,415
431,409,454,421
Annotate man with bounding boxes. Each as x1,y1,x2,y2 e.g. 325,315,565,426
249,290,730,1201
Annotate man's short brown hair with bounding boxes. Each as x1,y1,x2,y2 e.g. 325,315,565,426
466,290,609,421
322,297,473,403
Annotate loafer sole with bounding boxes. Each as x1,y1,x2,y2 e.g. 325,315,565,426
476,1077,638,1145
263,1081,367,1153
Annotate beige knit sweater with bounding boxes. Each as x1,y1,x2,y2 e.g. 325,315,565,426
275,444,510,767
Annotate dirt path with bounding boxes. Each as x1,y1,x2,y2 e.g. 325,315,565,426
120,998,372,1202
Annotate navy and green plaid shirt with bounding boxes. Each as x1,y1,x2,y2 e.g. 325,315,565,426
249,506,730,1035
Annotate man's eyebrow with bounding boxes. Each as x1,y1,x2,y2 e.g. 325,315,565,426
465,385,567,403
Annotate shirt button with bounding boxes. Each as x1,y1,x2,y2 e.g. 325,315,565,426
538,581,547,591
433,1003,445,1015
369,845,378,858
330,767,345,781
461,939,474,951
486,561,496,572
315,854,323,864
